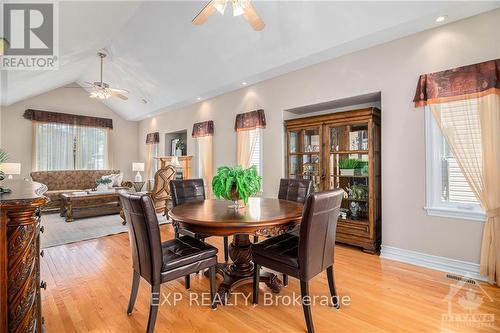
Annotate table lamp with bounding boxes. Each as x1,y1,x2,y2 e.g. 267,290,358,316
132,162,145,182
0,163,21,179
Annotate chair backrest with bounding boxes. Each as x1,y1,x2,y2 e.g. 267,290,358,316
278,178,313,203
151,165,176,210
119,192,162,285
298,189,344,280
169,179,206,207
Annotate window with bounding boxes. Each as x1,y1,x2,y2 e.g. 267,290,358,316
34,122,109,171
248,129,263,178
425,111,484,221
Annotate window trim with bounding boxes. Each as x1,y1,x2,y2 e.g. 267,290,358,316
424,111,485,222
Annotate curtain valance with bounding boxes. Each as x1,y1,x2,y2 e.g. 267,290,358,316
234,109,266,132
24,109,113,129
413,59,500,107
192,120,214,138
146,132,160,144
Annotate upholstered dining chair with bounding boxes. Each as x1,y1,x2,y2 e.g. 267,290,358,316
170,179,230,265
252,189,344,333
254,178,313,285
120,192,218,333
150,165,176,216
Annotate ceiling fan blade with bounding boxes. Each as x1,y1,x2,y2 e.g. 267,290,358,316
243,2,265,31
192,0,217,25
111,91,128,100
109,87,129,94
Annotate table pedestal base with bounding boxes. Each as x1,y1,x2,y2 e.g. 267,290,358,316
209,234,283,304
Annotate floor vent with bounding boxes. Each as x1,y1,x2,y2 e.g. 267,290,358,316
446,273,476,285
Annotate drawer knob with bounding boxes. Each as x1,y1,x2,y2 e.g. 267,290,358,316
40,226,45,233
40,250,44,258
40,281,47,290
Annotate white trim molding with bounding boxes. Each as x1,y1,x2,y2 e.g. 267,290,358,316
380,245,487,282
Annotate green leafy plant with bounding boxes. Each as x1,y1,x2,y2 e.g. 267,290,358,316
0,149,8,181
96,177,112,186
339,158,364,169
175,139,185,151
212,165,261,204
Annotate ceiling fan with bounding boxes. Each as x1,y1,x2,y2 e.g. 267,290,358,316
193,0,265,31
71,52,129,100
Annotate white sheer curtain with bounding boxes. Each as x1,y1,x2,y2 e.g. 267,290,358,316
34,122,75,171
34,122,110,171
197,135,213,197
237,128,260,168
75,126,110,169
415,59,500,286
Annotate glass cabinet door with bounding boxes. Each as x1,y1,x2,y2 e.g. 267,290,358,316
328,122,370,223
287,127,322,191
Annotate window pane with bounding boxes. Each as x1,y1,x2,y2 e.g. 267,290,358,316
75,126,108,169
35,122,75,171
249,129,262,176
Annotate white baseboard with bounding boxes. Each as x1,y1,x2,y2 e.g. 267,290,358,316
380,245,487,282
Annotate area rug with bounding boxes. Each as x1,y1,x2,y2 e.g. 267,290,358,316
41,212,169,249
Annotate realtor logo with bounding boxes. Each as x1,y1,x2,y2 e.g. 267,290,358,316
2,2,58,70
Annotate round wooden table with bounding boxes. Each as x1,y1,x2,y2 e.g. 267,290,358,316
169,197,303,303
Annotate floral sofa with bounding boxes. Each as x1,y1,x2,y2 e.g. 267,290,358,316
30,170,132,211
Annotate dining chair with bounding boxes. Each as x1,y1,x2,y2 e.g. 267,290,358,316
150,165,176,216
170,179,230,264
254,178,313,286
120,192,218,333
252,189,344,333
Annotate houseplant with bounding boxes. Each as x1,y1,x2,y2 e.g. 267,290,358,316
0,149,7,181
95,177,112,191
339,158,363,176
212,165,261,208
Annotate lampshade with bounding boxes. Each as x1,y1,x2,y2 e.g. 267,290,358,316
0,163,21,175
132,162,145,172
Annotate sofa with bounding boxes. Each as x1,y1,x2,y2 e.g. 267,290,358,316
30,170,132,211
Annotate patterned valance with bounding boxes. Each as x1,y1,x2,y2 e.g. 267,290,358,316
234,109,266,132
23,109,113,129
192,120,214,138
414,59,500,107
146,132,159,144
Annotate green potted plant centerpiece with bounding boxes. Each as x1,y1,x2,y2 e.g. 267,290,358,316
212,165,261,209
339,158,365,176
95,177,112,191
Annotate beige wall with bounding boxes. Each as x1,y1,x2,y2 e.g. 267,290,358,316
139,10,500,264
1,86,139,180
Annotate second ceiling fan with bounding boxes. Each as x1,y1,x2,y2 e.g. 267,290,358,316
193,0,265,31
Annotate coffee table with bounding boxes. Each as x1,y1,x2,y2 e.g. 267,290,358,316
60,190,127,222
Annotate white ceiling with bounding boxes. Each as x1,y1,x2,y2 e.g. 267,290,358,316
2,1,499,120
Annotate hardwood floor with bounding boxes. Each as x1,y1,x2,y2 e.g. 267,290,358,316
41,223,500,332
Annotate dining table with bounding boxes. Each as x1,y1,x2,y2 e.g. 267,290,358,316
168,197,303,303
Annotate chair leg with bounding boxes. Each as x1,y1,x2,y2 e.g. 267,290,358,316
223,236,229,263
147,284,161,333
300,280,315,333
127,271,140,315
185,274,190,290
327,265,339,309
253,264,260,305
209,265,217,309
253,235,259,243
283,274,288,287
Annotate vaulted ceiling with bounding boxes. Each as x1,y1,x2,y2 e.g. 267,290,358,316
2,1,499,120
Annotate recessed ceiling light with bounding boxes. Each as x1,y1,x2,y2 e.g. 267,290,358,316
146,114,151,118
197,97,202,101
241,82,247,86
435,15,447,23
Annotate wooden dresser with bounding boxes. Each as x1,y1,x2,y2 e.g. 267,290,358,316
0,180,48,333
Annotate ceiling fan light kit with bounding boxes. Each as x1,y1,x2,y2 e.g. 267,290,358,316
193,0,265,31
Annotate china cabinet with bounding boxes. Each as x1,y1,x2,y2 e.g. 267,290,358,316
285,107,381,253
